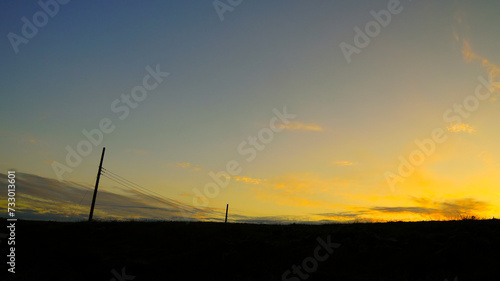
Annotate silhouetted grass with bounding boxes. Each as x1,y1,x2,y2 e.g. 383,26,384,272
0,218,499,280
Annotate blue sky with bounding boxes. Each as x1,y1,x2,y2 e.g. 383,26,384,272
1,0,500,222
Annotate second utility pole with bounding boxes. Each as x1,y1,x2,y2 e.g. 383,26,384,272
225,204,229,223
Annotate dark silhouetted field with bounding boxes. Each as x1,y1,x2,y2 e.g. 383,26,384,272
1,218,499,280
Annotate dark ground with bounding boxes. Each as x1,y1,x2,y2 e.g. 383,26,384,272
0,218,499,281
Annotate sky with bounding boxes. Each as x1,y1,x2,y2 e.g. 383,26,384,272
1,0,500,223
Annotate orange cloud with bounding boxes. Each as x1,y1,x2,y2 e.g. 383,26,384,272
333,160,357,166
454,12,500,94
477,151,494,165
446,123,475,133
461,40,500,92
233,176,264,185
171,162,202,172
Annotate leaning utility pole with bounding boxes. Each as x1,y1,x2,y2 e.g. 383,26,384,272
225,204,229,223
88,147,105,222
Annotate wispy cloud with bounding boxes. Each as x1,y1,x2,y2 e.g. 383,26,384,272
333,160,357,166
233,176,264,185
446,123,475,133
172,162,202,172
315,211,369,221
276,121,323,131
477,151,494,165
454,12,500,94
461,39,500,93
23,135,42,145
371,206,436,214
175,162,191,168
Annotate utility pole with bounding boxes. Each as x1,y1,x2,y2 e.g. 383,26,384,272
88,147,105,222
225,204,229,223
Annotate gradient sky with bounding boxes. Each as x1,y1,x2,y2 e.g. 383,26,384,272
1,0,500,223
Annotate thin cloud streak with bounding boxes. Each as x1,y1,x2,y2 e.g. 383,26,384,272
333,161,357,166
276,121,324,131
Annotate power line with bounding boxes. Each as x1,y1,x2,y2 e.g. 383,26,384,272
102,168,172,198
100,172,170,207
100,172,199,219
101,172,165,202
102,168,170,199
100,167,199,214
101,169,171,203
101,167,189,208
